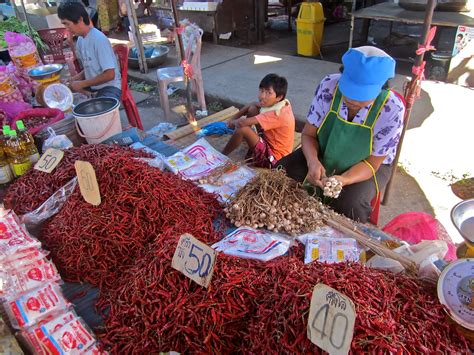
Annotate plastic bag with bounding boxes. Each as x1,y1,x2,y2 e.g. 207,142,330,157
146,122,177,138
0,65,24,104
21,178,78,230
42,127,74,152
196,122,234,137
19,311,76,355
304,236,362,264
5,32,42,72
6,62,33,102
382,212,457,261
3,282,70,329
37,317,96,354
0,100,32,120
212,227,291,262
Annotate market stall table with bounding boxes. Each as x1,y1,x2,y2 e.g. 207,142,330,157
349,2,474,48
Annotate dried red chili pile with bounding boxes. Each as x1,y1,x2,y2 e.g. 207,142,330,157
98,244,468,354
40,155,223,289
4,144,152,215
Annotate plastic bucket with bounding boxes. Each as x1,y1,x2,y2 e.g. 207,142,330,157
296,2,326,57
73,97,122,144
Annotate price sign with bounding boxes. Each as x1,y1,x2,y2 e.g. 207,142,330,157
74,161,101,206
34,148,64,173
172,234,217,288
307,284,356,355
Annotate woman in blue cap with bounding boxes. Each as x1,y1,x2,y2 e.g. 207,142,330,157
277,46,405,223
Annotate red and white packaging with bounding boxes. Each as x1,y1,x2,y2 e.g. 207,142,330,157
19,311,76,354
1,259,61,298
38,317,96,355
85,344,108,355
1,247,49,271
0,212,41,262
3,282,69,329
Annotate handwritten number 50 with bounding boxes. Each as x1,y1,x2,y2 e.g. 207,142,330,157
184,244,212,277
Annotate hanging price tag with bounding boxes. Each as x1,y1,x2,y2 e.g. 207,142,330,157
172,234,217,288
74,161,101,206
34,148,64,173
307,284,356,355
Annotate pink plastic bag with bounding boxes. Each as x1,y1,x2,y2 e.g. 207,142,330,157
382,212,457,261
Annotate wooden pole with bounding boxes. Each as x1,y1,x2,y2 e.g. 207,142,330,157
125,0,148,73
171,0,195,123
382,0,437,205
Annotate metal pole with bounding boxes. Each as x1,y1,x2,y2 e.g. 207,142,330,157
171,0,195,123
382,0,436,205
125,0,148,73
18,0,36,42
349,0,357,48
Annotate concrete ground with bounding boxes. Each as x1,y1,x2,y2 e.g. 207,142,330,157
120,19,472,243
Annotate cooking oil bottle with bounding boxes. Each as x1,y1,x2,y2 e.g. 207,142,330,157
0,145,13,184
4,130,32,177
16,120,39,164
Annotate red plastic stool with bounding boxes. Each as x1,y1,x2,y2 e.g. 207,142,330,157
113,44,143,130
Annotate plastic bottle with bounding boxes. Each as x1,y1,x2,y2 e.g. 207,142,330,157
16,120,39,164
0,146,13,184
1,125,10,148
4,130,32,177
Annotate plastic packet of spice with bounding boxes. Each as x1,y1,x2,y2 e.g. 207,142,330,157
1,258,61,299
199,166,255,203
0,211,42,263
164,151,196,174
21,178,78,231
37,317,96,354
19,311,77,354
3,282,70,329
169,138,229,181
1,247,48,270
304,236,362,264
212,227,291,262
297,226,348,245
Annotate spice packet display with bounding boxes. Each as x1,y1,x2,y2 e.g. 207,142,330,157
0,211,41,263
1,258,61,299
1,247,49,271
37,317,96,355
19,311,76,354
199,166,255,203
304,236,362,264
212,227,292,262
166,139,229,180
297,226,349,245
3,282,70,329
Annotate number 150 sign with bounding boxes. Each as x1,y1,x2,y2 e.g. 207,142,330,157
172,234,217,288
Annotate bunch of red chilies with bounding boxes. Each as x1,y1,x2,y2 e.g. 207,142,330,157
9,146,467,353
4,144,153,215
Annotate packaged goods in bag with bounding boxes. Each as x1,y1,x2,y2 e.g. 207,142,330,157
304,236,362,264
19,311,76,354
5,32,42,72
3,282,70,329
0,213,41,262
42,127,73,152
212,227,291,262
36,317,96,354
0,258,61,298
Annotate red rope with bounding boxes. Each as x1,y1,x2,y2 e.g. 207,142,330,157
409,26,437,99
181,59,194,79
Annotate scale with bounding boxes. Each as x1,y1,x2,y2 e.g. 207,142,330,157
436,199,474,343
27,64,72,110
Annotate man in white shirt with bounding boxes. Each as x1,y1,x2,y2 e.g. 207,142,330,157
58,1,122,100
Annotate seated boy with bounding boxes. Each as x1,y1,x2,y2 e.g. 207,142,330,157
222,74,295,168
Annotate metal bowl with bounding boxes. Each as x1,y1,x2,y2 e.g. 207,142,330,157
28,64,64,81
73,97,119,117
451,199,474,242
128,45,170,70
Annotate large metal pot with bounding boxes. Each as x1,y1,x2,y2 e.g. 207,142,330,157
128,44,170,70
398,0,473,11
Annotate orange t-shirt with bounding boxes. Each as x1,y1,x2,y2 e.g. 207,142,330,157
255,102,295,161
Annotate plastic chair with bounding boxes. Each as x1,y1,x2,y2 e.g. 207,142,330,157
113,44,144,130
369,90,407,225
156,26,206,120
37,28,80,74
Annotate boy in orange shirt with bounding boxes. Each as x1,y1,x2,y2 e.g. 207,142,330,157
223,73,295,168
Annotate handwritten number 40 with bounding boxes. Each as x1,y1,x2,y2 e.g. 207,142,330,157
312,304,349,350
184,244,212,277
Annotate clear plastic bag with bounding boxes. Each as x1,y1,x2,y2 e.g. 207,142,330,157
212,227,291,262
41,127,73,152
21,178,78,230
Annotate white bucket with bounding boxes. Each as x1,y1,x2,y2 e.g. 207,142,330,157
73,97,122,144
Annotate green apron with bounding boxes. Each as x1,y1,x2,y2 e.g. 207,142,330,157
303,85,389,197
317,85,390,175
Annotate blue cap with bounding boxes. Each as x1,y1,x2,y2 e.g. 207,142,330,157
339,46,396,101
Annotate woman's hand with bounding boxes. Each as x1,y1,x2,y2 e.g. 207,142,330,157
227,120,236,129
306,160,326,188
